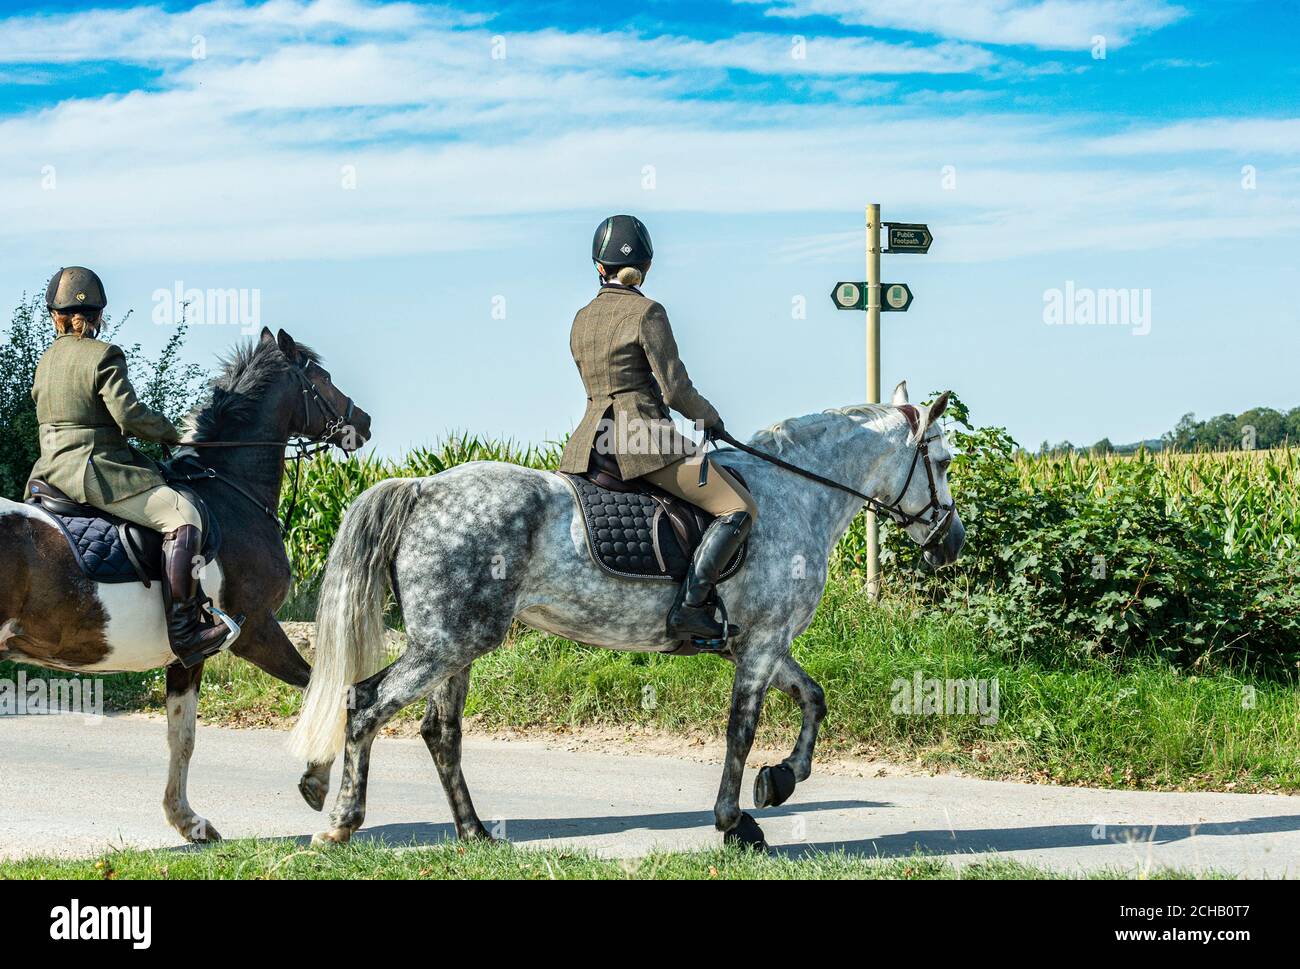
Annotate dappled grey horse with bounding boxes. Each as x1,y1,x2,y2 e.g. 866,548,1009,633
290,382,964,849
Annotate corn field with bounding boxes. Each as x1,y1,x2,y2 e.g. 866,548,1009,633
1013,446,1300,560
281,435,561,590
281,435,1298,593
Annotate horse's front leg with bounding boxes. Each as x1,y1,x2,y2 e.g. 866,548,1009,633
163,662,222,843
715,647,781,850
754,654,826,809
226,615,333,811
231,612,312,689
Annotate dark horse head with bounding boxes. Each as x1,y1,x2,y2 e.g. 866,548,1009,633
188,327,373,452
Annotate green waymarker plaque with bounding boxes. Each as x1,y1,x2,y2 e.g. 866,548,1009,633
881,282,913,311
831,281,865,310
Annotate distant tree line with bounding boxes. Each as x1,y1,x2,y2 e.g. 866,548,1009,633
1034,406,1300,457
1160,408,1300,452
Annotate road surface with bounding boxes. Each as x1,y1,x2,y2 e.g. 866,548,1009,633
1,713,1297,876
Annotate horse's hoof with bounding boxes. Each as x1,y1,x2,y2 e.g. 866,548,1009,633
186,819,222,844
312,827,352,847
723,812,768,852
460,822,495,842
299,773,328,812
754,764,797,809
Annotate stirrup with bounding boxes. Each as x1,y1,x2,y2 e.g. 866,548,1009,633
175,605,243,669
207,605,243,650
688,627,739,650
668,591,739,648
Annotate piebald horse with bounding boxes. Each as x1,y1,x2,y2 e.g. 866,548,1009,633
0,328,371,842
290,382,963,850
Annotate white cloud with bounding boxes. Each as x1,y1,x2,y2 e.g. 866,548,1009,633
515,30,995,75
0,1,1294,272
1090,118,1300,156
736,0,1188,50
0,0,477,64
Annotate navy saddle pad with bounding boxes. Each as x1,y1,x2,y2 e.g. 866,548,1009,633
559,465,747,582
26,481,220,587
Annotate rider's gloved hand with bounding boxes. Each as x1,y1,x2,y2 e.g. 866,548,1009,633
703,419,726,443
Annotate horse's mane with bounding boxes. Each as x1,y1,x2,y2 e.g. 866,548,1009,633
748,404,900,454
185,338,321,440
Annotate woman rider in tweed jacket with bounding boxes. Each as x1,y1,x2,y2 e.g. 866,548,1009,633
27,267,236,667
558,216,757,641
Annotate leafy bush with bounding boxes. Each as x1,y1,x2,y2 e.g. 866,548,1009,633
875,395,1300,672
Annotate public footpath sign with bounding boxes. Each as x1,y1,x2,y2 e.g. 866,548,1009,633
884,222,933,253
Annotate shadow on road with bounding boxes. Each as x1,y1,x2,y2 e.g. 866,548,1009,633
779,813,1300,861
167,802,1300,863
349,798,888,847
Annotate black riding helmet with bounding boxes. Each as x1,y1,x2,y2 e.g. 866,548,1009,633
592,215,653,269
46,266,107,312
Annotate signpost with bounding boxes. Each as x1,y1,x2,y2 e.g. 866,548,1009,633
829,206,933,599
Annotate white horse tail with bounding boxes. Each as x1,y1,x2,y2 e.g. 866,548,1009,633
288,477,422,765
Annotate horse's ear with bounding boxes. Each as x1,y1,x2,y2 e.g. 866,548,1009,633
916,391,951,439
892,380,910,405
259,327,275,345
276,329,296,358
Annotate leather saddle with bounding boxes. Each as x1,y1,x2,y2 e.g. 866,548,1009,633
559,450,748,583
26,479,220,588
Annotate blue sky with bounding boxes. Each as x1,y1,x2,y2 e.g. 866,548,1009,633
0,0,1297,454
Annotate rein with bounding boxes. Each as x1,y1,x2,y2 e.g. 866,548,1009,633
708,426,955,548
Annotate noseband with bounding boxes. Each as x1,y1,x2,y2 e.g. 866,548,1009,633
292,359,356,450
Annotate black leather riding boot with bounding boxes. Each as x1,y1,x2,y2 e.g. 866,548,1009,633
668,511,752,640
162,525,233,668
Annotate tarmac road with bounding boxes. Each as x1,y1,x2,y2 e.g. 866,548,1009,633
1,713,1297,876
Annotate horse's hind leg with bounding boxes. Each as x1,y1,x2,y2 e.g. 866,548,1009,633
314,646,461,846
298,758,332,813
163,663,222,843
420,664,490,841
754,654,826,809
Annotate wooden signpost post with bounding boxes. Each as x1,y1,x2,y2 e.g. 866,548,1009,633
830,205,932,599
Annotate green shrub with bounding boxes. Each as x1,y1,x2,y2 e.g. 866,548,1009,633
875,396,1300,671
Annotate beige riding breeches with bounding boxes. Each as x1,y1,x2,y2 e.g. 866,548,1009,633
641,455,758,519
85,481,204,536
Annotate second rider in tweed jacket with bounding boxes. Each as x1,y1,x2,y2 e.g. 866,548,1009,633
561,215,758,644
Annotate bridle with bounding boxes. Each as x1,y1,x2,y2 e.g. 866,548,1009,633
290,357,357,453
877,433,956,549
710,423,956,550
170,353,358,536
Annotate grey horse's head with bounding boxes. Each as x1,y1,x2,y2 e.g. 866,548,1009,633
889,381,965,569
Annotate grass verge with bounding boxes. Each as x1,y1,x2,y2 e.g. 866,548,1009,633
4,580,1296,794
0,839,1230,881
